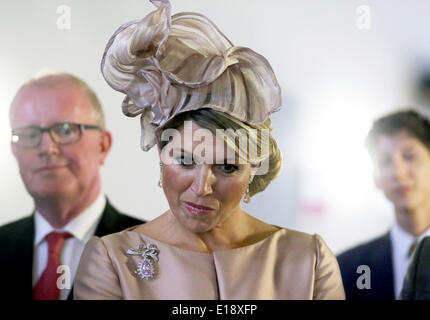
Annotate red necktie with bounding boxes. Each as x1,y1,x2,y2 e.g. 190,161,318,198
33,232,73,300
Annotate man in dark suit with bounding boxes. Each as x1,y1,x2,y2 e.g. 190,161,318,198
338,110,430,300
1,73,143,300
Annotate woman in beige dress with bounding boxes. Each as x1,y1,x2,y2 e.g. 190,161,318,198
74,0,345,300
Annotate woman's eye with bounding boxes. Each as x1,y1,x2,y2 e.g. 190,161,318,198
219,163,239,173
176,156,194,167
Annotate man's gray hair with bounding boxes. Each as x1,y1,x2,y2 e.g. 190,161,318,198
10,72,106,128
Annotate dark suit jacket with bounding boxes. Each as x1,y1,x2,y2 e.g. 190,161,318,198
0,199,144,300
337,232,395,300
401,236,430,300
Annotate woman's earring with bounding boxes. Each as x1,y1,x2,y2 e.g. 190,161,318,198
243,177,253,203
158,162,163,188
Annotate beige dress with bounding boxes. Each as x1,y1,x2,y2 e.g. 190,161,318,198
74,226,345,300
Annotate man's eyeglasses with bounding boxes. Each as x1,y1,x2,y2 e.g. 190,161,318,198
11,122,102,148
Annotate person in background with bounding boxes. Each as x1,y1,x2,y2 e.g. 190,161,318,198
338,109,430,299
0,72,144,300
73,0,345,300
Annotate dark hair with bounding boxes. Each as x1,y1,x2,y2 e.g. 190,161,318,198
365,109,430,154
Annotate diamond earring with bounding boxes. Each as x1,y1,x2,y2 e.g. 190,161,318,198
158,161,163,188
243,176,253,203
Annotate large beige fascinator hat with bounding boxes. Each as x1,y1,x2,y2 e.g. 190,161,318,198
101,0,282,151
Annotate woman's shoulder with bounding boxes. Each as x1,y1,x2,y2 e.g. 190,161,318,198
275,227,317,242
245,213,325,250
94,223,147,248
271,228,332,256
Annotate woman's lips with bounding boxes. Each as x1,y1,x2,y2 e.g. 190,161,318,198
183,201,215,216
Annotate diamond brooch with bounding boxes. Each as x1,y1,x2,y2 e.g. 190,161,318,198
126,242,159,280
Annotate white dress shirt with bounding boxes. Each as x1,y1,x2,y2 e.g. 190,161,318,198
33,193,106,300
390,223,430,299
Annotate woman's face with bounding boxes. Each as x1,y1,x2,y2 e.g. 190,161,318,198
159,121,252,234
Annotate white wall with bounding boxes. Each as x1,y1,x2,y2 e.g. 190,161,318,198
1,0,429,254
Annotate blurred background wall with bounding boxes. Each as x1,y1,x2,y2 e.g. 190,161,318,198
2,0,430,254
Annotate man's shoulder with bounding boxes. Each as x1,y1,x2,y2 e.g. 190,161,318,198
0,215,33,236
0,215,34,255
114,212,144,230
338,233,390,260
337,232,395,299
96,200,145,236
